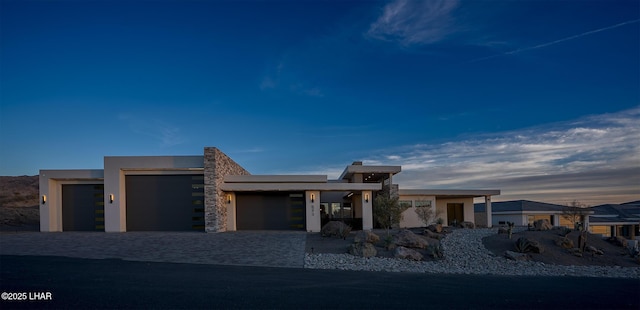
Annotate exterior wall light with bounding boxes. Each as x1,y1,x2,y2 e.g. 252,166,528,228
365,193,369,203
310,193,315,203
227,194,232,204
109,194,114,204
42,195,46,205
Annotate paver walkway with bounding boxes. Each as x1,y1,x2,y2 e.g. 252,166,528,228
0,231,307,268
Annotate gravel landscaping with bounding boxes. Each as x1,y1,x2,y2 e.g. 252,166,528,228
304,228,640,278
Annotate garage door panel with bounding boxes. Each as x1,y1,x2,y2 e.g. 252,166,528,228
62,184,104,231
126,175,204,231
236,192,305,230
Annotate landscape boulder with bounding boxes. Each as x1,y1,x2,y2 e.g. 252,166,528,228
585,245,604,255
354,231,380,244
349,242,377,258
394,246,424,261
533,219,553,231
504,250,529,261
393,229,429,249
459,221,475,229
555,237,574,249
426,224,443,233
607,236,628,248
568,248,583,257
423,229,444,240
529,240,545,253
321,221,351,239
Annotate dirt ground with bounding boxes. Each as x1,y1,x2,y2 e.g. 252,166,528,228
0,206,39,231
483,229,639,267
306,227,640,267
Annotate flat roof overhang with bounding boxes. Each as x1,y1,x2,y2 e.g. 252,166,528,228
224,175,327,183
589,221,639,226
398,189,501,199
339,165,401,180
220,182,382,192
491,211,594,215
40,169,105,180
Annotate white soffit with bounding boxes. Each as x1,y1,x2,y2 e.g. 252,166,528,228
221,182,381,192
224,175,327,183
398,189,501,198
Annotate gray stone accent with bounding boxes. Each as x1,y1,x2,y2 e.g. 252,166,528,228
204,147,250,232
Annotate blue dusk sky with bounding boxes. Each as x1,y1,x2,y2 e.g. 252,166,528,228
1,0,638,206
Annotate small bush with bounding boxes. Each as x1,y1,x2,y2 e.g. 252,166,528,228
514,237,544,253
426,244,443,259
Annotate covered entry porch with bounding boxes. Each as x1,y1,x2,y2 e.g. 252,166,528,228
221,175,382,232
398,189,500,228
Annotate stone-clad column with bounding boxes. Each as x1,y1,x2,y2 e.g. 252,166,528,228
204,147,250,233
204,148,218,232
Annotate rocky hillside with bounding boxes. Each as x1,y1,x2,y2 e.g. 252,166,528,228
0,175,39,230
0,175,39,208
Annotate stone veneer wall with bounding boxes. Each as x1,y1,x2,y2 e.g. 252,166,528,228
204,147,250,232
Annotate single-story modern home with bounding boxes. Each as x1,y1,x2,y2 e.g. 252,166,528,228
39,147,500,232
473,200,587,228
589,201,640,239
475,200,640,240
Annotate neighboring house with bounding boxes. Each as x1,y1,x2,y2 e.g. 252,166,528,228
474,200,592,228
589,201,640,240
39,147,500,233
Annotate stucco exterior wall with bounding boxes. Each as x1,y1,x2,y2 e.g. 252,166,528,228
39,170,104,232
103,156,204,232
305,190,321,232
204,147,250,232
398,195,436,228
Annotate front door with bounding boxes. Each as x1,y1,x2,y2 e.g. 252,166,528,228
447,203,464,226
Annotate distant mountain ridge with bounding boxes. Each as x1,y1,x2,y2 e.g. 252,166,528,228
0,175,39,208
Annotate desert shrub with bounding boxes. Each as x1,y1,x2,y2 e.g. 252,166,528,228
515,237,529,253
514,237,544,253
373,192,408,237
426,244,443,259
507,221,514,239
338,224,352,239
414,204,441,227
562,200,590,231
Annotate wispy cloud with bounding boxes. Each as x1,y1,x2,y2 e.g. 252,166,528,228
363,108,640,205
469,19,640,63
366,0,460,46
118,114,185,147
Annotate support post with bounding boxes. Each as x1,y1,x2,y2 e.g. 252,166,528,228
305,190,321,232
485,195,492,228
362,190,373,230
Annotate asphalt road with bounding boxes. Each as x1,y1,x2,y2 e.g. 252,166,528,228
1,255,639,309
